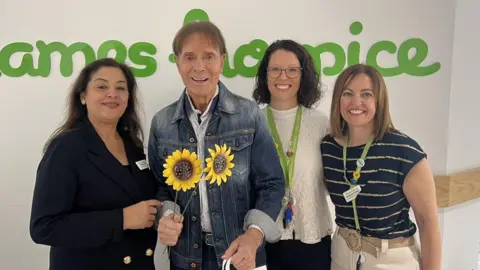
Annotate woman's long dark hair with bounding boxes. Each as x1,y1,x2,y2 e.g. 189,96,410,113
43,58,144,152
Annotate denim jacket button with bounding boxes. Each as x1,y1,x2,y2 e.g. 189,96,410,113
191,216,197,222
191,263,197,268
189,137,195,143
193,243,199,249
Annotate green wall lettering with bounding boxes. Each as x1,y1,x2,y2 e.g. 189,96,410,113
366,40,402,76
233,39,269,77
397,38,441,76
347,21,362,66
0,9,441,79
304,42,346,76
36,41,96,77
0,42,35,77
97,40,128,63
222,53,237,78
128,42,157,77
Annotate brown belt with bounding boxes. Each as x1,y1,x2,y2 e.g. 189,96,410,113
337,226,414,258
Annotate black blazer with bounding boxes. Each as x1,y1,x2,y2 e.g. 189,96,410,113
30,118,158,270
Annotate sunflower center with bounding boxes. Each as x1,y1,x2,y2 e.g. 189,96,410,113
213,156,227,173
174,160,193,181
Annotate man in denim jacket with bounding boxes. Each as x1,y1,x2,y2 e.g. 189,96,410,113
148,21,285,270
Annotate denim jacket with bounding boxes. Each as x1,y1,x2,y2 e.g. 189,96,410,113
148,81,285,269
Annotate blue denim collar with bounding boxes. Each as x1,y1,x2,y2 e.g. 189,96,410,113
171,80,238,123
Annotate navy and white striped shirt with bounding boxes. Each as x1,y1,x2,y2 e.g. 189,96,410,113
320,130,426,239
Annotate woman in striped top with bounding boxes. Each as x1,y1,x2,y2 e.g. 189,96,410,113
321,64,441,270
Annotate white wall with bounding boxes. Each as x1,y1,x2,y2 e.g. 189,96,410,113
446,0,480,173
1,0,475,269
440,0,480,269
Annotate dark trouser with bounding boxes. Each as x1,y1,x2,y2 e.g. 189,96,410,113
170,239,222,270
265,235,332,270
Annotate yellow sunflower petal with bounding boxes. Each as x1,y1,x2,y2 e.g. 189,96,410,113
181,149,190,158
208,148,216,158
173,150,182,160
192,175,201,183
221,174,227,182
210,172,218,182
215,144,221,154
221,144,227,154
227,154,234,162
166,157,175,167
163,169,171,177
225,147,231,156
227,163,235,169
212,175,218,185
210,177,216,185
172,182,180,191
195,159,201,167
190,151,197,161
205,157,212,163
225,169,232,176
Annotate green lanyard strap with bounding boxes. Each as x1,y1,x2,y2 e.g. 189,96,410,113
342,134,374,231
266,105,302,189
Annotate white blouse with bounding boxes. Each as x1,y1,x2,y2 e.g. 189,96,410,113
263,105,333,244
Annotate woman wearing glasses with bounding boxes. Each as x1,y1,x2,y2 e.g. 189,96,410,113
252,39,333,270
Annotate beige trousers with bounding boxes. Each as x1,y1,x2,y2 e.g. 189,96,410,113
331,228,421,270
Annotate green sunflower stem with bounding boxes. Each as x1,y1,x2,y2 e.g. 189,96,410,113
165,191,179,256
181,184,199,216
174,191,179,213
163,185,199,255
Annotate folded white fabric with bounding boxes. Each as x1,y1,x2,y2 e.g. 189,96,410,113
221,259,267,270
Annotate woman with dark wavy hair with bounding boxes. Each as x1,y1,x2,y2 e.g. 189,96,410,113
30,58,160,270
253,39,333,270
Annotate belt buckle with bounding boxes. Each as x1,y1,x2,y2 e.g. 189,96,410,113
346,230,362,252
203,233,214,246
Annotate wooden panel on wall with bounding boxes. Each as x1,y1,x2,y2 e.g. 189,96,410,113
434,167,480,208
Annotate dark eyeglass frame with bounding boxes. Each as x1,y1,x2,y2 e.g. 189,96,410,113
266,66,302,79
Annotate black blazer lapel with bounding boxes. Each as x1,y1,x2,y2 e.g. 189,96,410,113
80,119,143,203
124,139,149,192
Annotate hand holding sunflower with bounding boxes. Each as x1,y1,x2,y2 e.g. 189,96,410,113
161,149,201,254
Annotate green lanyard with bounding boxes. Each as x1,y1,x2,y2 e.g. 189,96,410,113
266,105,302,189
343,134,374,231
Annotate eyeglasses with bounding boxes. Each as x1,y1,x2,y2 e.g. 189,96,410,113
266,67,302,79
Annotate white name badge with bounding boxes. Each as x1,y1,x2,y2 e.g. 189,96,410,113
343,185,362,203
135,159,149,170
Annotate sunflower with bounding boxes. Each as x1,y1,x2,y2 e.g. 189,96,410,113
163,149,202,192
204,144,235,186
